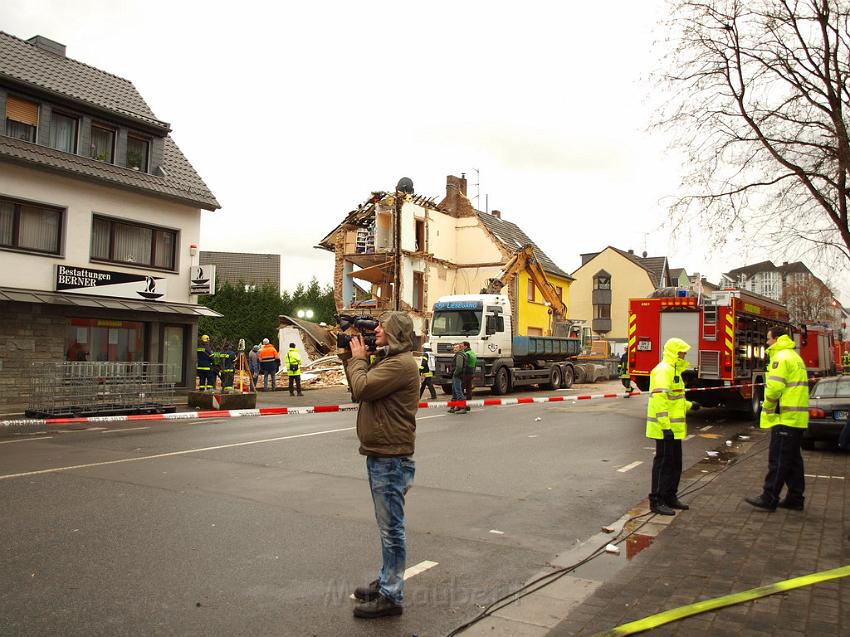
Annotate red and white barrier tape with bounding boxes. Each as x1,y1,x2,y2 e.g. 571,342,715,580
0,382,766,429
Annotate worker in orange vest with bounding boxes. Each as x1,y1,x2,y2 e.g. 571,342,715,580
258,338,279,391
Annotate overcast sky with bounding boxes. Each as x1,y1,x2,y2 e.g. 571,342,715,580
4,0,849,301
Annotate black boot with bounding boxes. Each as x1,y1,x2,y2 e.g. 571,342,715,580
666,498,690,510
745,495,776,511
650,502,676,516
353,593,403,618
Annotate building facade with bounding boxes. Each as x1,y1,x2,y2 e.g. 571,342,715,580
0,33,219,413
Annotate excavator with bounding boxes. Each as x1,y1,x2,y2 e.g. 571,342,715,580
481,244,575,338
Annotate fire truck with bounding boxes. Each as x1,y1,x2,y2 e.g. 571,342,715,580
797,324,836,377
627,288,792,418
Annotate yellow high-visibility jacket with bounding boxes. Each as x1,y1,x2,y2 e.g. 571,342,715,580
284,348,302,377
646,338,694,440
760,334,809,429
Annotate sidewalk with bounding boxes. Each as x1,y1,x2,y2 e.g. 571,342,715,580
544,431,850,636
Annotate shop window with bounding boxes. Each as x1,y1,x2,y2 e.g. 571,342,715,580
162,325,185,384
91,215,177,270
49,112,78,153
0,196,63,255
66,318,144,362
90,123,115,163
5,95,38,142
127,135,149,171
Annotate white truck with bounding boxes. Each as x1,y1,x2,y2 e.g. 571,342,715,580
427,294,582,394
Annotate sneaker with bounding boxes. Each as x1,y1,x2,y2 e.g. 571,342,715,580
353,579,379,602
353,593,403,619
777,499,804,511
745,495,776,511
650,503,676,516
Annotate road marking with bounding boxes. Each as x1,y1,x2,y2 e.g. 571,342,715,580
699,433,722,439
489,529,505,535
350,560,438,599
700,425,713,431
416,414,446,420
101,427,151,433
617,461,643,473
684,434,695,441
0,426,356,481
0,436,54,445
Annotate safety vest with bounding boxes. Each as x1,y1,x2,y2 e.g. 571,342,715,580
259,343,278,363
646,338,693,440
220,352,234,373
842,352,850,367
284,348,301,376
419,354,433,377
761,335,809,429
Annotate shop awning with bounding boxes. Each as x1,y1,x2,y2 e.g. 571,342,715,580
0,286,223,317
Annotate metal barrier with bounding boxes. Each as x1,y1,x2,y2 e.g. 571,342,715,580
27,362,176,418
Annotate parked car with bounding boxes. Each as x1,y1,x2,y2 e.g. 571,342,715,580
803,376,850,449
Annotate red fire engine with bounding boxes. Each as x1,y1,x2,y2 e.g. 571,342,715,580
797,324,836,377
627,288,791,418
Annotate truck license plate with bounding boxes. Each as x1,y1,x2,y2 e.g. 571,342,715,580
637,341,652,351
834,410,848,421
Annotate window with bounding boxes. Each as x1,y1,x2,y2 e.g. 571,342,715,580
555,286,563,301
91,215,177,270
594,304,611,319
5,95,39,142
127,135,149,171
0,197,62,254
66,318,144,362
594,275,611,290
90,124,115,162
49,112,78,153
527,280,536,302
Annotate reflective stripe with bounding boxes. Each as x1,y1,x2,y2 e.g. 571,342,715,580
655,411,669,417
647,417,659,423
767,375,787,384
669,417,686,423
669,395,685,401
779,406,810,413
786,381,809,387
197,367,210,371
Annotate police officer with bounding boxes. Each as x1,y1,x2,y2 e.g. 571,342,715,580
419,345,437,400
746,326,809,511
646,338,700,515
196,335,214,391
284,343,303,396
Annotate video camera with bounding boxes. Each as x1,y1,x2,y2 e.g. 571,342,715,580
335,314,379,351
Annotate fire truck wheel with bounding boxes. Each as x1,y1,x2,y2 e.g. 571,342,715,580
561,365,574,389
747,380,764,421
544,366,562,391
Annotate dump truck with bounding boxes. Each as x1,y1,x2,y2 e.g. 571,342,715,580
428,294,582,394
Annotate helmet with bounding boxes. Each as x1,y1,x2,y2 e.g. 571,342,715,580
423,345,431,351
262,338,270,345
201,334,210,342
253,345,260,351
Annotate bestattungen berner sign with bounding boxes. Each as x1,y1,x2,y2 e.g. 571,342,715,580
55,265,167,300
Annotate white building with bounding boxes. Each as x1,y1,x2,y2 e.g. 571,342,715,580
0,33,220,413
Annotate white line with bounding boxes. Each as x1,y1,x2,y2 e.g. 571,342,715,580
0,426,355,481
617,461,643,473
101,427,151,433
416,414,447,420
0,436,54,445
684,434,695,441
804,474,845,480
700,425,713,431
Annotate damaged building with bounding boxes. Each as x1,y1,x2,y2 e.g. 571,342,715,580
317,174,573,345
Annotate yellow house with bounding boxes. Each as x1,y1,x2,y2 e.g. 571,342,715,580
317,174,573,341
569,247,669,345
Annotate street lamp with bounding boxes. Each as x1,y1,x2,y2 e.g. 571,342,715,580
296,309,314,319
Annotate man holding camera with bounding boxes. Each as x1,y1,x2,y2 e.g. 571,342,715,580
343,311,420,619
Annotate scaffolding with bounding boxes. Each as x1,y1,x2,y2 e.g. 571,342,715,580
27,362,176,418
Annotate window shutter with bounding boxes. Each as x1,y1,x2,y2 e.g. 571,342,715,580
6,96,39,126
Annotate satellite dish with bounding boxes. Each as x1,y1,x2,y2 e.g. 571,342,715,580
396,177,414,194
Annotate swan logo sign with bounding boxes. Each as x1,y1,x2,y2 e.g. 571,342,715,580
55,265,167,301
189,265,216,295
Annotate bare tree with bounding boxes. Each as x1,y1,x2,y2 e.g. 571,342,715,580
655,0,850,265
782,275,835,322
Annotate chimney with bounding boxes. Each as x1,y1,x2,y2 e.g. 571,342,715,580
642,251,648,258
26,35,66,57
782,261,789,266
628,249,634,254
491,209,501,219
446,174,468,197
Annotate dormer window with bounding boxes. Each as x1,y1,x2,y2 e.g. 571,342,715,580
90,123,115,163
49,112,77,153
5,95,38,142
127,135,149,171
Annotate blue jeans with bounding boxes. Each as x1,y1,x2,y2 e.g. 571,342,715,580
451,376,465,402
262,371,276,391
367,456,415,605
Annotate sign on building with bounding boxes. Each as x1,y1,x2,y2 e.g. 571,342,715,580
190,265,216,295
55,265,167,300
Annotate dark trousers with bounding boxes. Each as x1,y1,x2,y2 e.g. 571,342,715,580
288,374,302,395
650,431,682,505
761,425,805,505
462,374,474,403
197,369,214,390
419,376,436,399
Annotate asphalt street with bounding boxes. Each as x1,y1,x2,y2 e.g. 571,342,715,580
0,384,755,636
